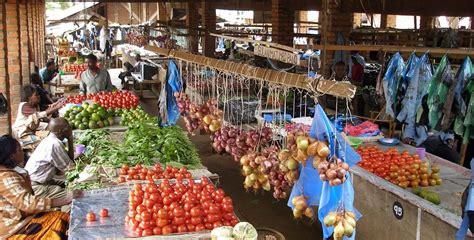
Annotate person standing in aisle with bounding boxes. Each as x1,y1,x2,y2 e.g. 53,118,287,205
79,54,113,94
39,60,57,86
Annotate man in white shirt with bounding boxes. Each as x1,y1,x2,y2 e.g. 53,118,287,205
79,54,113,94
25,118,74,199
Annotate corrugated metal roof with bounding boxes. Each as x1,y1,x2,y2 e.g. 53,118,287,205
47,2,99,21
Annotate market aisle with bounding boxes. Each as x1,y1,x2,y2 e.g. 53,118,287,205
140,99,323,239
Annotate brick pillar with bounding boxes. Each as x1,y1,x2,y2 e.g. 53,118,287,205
0,2,9,134
271,0,294,47
187,1,199,54
201,1,216,57
158,2,167,21
420,16,434,29
319,0,353,76
380,14,387,29
0,0,43,135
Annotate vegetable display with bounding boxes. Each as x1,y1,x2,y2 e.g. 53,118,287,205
67,124,201,190
64,103,114,130
357,146,442,188
126,178,238,237
119,107,158,128
66,91,139,109
117,164,193,183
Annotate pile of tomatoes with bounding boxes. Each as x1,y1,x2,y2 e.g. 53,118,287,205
117,164,193,183
126,177,238,237
66,91,139,109
356,146,441,188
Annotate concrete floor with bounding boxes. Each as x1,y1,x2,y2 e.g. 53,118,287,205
141,100,323,239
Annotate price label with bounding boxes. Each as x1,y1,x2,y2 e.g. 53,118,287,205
393,201,403,220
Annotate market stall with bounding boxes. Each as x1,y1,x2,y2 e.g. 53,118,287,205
354,142,473,239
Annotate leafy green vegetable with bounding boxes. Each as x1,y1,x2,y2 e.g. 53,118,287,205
67,122,202,190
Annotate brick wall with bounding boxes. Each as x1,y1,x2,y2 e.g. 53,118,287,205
201,1,216,57
271,0,294,46
187,2,199,54
0,0,45,135
320,0,353,76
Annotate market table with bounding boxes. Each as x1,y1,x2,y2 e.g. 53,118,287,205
353,142,473,239
69,185,213,240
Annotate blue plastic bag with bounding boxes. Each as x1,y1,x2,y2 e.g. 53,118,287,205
383,53,406,118
164,60,183,126
454,57,473,116
287,105,361,239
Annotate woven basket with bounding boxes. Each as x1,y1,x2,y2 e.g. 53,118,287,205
256,227,285,240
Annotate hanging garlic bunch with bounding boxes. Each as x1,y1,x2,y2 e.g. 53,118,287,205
323,210,357,239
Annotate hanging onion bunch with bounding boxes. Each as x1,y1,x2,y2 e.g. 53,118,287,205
317,157,349,186
291,195,315,220
239,148,274,192
201,99,223,133
174,92,191,114
271,149,299,199
212,126,273,161
323,209,357,239
183,103,201,135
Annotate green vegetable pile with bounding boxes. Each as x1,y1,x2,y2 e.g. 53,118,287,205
67,123,202,190
119,107,158,128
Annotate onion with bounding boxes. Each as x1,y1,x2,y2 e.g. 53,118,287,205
330,178,342,186
249,173,258,181
242,165,253,175
326,169,337,180
240,155,250,166
278,149,291,161
337,169,346,179
307,141,319,156
323,212,337,227
286,158,298,171
293,196,307,211
304,207,315,218
341,162,350,171
293,209,303,219
333,221,345,238
317,142,330,158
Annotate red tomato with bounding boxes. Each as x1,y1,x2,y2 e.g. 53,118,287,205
177,224,188,233
86,212,96,222
162,225,173,235
195,223,205,232
222,203,233,213
173,208,185,218
190,217,201,225
156,218,168,228
142,228,153,236
99,208,109,217
173,217,186,226
207,214,221,223
208,205,220,214
157,209,168,219
187,223,196,232
152,227,162,235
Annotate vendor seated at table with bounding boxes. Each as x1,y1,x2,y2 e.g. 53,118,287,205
31,73,54,111
39,59,57,86
13,85,65,152
0,135,72,239
403,125,460,163
25,118,75,199
79,53,113,95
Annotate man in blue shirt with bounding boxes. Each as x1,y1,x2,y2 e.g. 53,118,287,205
39,60,57,85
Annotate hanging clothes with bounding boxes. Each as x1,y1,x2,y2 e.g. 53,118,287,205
395,52,419,114
455,76,474,144
383,52,405,118
397,53,433,125
428,55,453,130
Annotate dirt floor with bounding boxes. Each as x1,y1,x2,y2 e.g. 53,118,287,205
141,100,323,239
